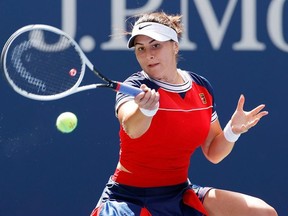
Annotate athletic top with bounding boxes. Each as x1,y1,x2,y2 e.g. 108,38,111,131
113,69,217,187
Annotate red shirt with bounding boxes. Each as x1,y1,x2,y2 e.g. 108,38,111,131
113,69,216,187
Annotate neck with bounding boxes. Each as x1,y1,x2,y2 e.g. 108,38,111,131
144,68,183,84
169,70,183,84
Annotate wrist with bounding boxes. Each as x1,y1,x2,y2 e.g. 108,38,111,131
139,102,159,117
223,120,240,143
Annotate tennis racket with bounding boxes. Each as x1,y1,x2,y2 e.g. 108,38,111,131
0,24,142,101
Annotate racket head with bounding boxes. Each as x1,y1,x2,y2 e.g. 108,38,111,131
1,24,86,100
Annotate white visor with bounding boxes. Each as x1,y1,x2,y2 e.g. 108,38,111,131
127,22,178,48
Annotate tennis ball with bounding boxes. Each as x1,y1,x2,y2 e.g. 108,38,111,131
56,112,78,133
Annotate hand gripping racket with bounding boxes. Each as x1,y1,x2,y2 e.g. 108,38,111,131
0,24,142,101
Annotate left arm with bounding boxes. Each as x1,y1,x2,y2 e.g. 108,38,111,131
201,94,269,164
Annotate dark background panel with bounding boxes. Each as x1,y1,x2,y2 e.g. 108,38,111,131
0,0,286,215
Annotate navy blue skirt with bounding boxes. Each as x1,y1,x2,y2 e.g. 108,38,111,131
91,177,210,216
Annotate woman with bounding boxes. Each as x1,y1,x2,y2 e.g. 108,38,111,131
91,12,277,216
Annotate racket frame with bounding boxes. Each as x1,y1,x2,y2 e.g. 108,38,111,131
1,24,141,101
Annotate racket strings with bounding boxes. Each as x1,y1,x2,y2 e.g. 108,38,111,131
11,41,47,92
5,29,84,96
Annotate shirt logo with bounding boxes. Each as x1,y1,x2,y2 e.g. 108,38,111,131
199,93,207,104
138,24,152,30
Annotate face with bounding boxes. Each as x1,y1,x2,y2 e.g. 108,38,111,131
134,35,179,82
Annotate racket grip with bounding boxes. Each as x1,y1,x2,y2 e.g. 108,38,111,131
116,82,142,97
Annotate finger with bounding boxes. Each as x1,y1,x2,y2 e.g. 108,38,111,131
249,118,260,128
134,91,146,103
240,115,265,132
253,110,269,120
249,104,267,116
140,84,148,90
143,89,155,108
249,111,268,126
150,90,160,108
139,90,152,107
134,84,148,101
144,89,159,109
155,91,160,103
236,94,245,111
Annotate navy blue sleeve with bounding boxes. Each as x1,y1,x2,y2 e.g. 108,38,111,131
115,71,159,114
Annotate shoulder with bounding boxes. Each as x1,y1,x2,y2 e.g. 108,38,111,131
182,70,214,94
186,70,212,86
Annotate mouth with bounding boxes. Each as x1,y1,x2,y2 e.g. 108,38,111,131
148,63,159,68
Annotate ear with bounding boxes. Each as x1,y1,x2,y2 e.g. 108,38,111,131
173,42,179,54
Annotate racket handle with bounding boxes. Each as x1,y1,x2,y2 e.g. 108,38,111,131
116,82,142,97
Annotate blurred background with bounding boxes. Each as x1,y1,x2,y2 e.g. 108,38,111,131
0,0,286,215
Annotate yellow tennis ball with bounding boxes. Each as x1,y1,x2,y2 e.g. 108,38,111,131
56,112,78,133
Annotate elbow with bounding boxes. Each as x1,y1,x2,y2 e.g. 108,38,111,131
209,157,224,164
119,109,151,139
125,129,142,139
121,119,146,139
203,146,231,164
207,156,222,164
121,123,138,139
205,153,226,164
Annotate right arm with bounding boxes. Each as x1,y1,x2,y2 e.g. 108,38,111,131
117,84,160,139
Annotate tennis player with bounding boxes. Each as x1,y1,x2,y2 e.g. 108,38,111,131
91,11,277,216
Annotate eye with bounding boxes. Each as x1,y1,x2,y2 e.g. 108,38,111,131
135,46,145,52
151,43,161,49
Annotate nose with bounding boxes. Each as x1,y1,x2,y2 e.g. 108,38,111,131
146,49,155,60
